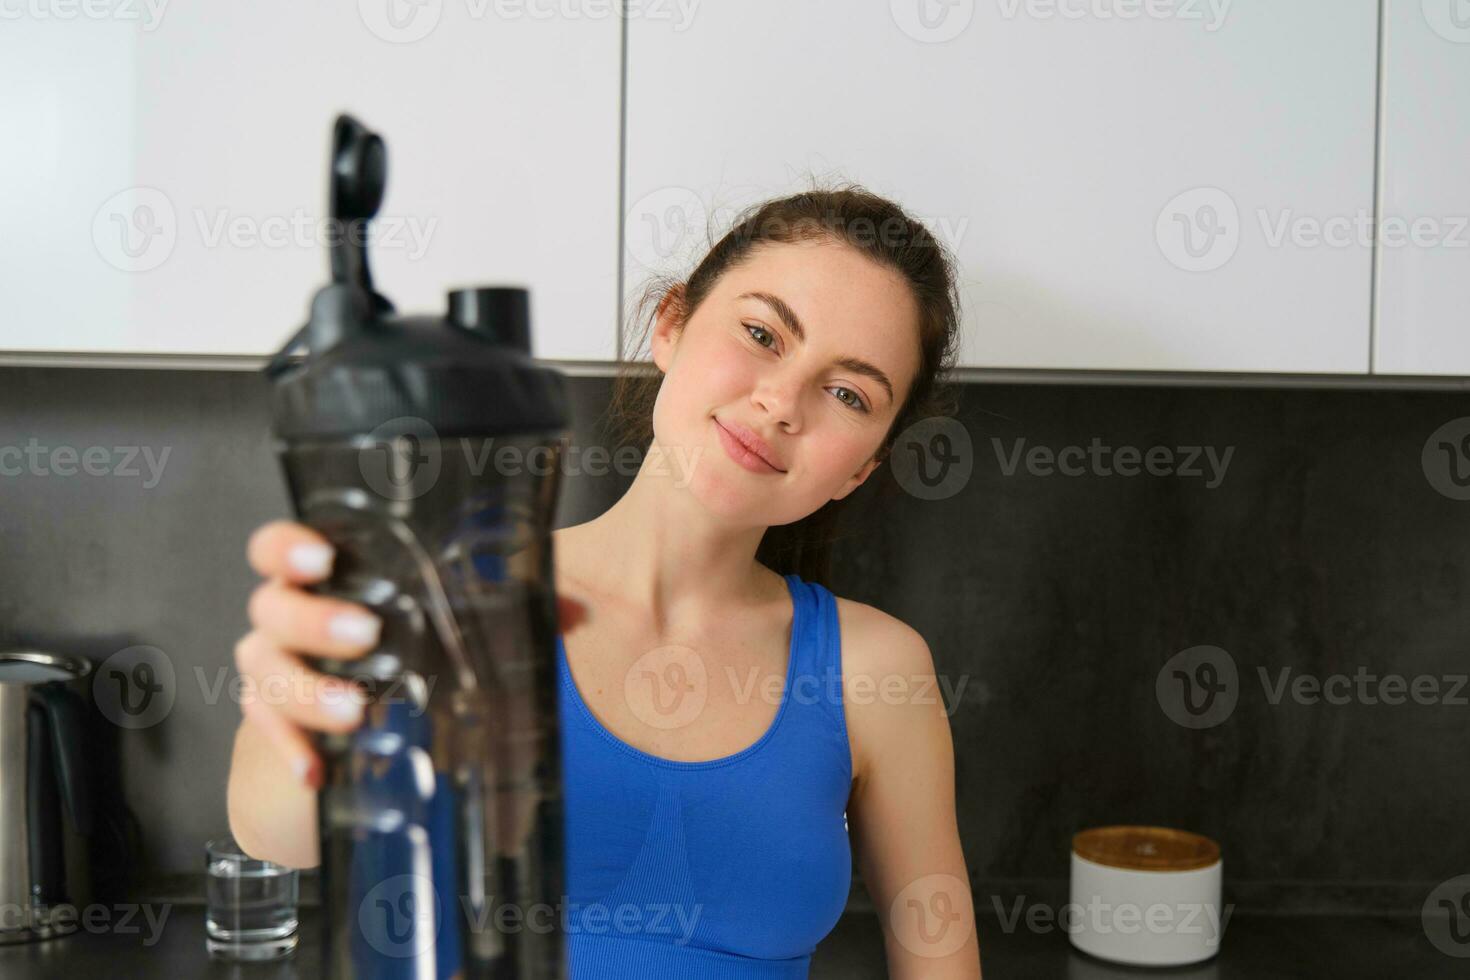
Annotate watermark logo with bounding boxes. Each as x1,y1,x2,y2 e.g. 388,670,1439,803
360,872,442,958
626,187,970,273
890,873,972,958
1422,417,1470,501
92,187,437,272
626,186,711,273
359,416,444,503
890,416,974,500
93,187,177,273
94,645,176,730
1423,0,1470,44
1160,187,1469,272
1156,187,1240,272
1424,875,1470,957
624,644,708,731
359,0,443,42
891,0,975,43
1156,645,1239,729
357,416,701,501
1159,645,1469,729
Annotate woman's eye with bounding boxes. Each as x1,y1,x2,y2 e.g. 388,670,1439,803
742,322,867,413
831,387,870,413
743,323,775,349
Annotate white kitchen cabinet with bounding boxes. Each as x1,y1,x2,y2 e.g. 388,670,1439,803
623,0,1380,373
1,5,620,360
1374,0,1470,376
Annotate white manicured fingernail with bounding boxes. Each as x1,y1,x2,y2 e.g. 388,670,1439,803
289,543,334,577
322,685,365,722
291,756,311,784
328,613,380,647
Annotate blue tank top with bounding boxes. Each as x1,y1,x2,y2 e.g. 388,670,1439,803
557,572,854,978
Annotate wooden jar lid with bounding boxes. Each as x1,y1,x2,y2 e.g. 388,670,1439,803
1072,826,1220,872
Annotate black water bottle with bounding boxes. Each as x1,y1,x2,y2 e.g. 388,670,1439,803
264,113,570,980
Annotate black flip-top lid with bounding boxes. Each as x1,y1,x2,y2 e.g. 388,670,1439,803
265,114,568,441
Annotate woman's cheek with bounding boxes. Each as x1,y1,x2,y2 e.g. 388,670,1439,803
703,337,757,391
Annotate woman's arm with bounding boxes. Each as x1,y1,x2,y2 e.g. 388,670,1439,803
838,600,982,979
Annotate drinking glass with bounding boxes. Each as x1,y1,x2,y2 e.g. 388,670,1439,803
204,834,300,960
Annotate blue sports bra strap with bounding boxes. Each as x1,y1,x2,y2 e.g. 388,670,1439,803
786,575,844,720
815,581,845,715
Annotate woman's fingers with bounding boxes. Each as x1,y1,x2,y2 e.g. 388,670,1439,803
239,694,323,789
247,580,381,658
247,520,336,584
234,631,368,735
252,518,584,655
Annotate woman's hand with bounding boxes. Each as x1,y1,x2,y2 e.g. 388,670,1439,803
234,519,591,790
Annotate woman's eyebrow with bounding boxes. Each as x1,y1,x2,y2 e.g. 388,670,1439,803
738,290,895,404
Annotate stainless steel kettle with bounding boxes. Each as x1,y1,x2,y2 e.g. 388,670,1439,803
0,650,94,944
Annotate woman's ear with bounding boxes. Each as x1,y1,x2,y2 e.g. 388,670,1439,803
650,286,687,374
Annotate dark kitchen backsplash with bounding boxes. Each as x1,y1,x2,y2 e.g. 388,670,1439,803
0,365,1465,914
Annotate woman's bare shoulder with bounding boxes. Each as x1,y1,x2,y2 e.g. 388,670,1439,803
831,594,935,678
830,594,944,787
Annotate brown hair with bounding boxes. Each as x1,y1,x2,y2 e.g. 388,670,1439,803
605,182,962,585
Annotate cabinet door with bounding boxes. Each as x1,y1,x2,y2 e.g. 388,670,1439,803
2,5,620,360
1374,0,1470,376
624,0,1378,373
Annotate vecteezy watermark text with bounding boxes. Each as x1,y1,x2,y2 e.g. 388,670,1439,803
992,437,1234,489
1157,187,1470,272
357,0,702,44
0,0,169,29
193,209,436,260
92,187,438,273
0,901,172,945
1157,645,1469,729
991,894,1232,946
0,440,171,488
357,875,703,959
358,417,704,502
995,0,1232,31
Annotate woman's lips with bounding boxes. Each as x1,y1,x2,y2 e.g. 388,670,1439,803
715,418,783,474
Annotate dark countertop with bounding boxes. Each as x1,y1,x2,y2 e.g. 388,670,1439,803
0,906,1460,978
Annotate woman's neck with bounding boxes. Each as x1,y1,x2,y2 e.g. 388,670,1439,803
552,450,781,633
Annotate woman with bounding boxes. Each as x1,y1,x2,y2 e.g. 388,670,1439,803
228,186,982,978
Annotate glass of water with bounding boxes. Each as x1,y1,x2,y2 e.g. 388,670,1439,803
205,835,300,960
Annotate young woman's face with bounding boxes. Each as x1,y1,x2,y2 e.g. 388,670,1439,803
650,237,921,527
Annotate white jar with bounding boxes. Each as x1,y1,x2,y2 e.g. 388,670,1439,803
1068,826,1225,967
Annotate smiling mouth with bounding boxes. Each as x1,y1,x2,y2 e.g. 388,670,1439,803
714,418,784,473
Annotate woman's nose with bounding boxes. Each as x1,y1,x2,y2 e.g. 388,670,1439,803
749,377,801,432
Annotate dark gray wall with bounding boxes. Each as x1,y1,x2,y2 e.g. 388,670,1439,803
1,366,1465,914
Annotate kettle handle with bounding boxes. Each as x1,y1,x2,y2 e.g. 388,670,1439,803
31,685,94,836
